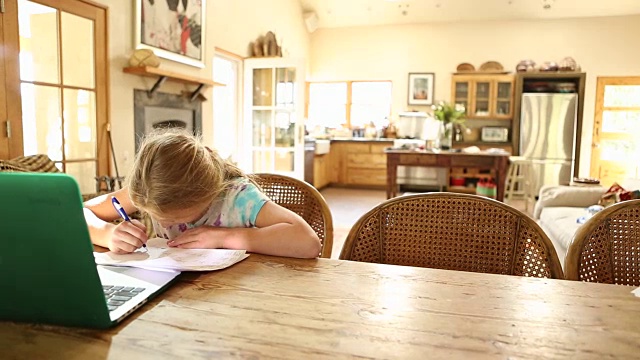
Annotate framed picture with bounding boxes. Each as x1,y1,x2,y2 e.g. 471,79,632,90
134,0,206,68
408,73,435,106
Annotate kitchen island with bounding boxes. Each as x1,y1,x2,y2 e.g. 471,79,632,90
385,149,510,201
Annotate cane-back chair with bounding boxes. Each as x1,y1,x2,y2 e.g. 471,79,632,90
254,173,333,258
565,199,640,286
340,192,563,278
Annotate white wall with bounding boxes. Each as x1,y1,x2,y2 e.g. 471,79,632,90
95,0,309,175
309,15,640,177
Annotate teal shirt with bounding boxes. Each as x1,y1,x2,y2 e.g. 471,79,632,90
152,178,270,240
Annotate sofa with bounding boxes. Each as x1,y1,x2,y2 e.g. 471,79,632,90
533,179,640,268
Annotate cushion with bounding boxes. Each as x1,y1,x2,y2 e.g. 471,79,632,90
538,206,584,251
0,154,60,173
533,185,605,219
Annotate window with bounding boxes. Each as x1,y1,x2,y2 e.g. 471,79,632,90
306,81,392,129
0,0,109,194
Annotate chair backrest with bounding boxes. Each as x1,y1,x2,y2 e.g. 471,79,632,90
340,192,564,279
565,199,640,286
253,173,333,258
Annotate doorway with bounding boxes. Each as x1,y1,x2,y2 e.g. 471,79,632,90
590,77,640,186
213,49,242,165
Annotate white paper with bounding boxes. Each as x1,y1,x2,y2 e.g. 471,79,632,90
94,238,249,272
633,287,640,298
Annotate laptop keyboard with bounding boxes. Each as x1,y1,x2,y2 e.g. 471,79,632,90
102,285,146,312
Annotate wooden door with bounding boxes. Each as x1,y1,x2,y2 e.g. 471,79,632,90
1,0,109,194
0,0,24,159
590,77,640,186
0,7,7,159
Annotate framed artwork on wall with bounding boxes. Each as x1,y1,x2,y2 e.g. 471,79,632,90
407,73,435,106
134,0,206,68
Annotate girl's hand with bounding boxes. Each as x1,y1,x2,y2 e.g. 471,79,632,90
109,219,148,254
167,226,227,249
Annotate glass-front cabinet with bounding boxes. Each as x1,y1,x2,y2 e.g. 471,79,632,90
243,58,304,179
450,74,514,119
452,80,471,117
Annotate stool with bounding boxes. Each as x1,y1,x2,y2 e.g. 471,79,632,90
505,156,536,212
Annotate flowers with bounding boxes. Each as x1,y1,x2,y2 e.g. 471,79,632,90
431,101,466,127
431,101,467,149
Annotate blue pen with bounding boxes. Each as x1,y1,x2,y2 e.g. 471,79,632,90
112,197,147,249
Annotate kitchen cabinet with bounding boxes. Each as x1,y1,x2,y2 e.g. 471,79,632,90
451,74,514,120
243,57,305,179
313,153,330,189
328,141,393,187
449,74,515,195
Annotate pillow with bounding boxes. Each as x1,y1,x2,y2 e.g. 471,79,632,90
533,185,606,219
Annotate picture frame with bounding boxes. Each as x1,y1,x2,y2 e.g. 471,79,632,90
407,73,435,106
134,0,206,68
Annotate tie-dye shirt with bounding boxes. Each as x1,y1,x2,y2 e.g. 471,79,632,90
152,177,270,240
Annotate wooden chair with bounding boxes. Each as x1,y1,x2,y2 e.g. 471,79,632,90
340,192,564,279
253,173,333,258
565,199,640,286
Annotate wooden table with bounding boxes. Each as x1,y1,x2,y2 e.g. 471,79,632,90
2,255,639,359
385,150,510,200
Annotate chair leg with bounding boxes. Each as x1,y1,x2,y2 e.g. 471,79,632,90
505,163,517,203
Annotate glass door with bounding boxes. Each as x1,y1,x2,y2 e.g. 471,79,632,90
244,58,303,178
472,80,490,117
2,0,108,194
590,77,640,186
494,80,513,118
452,79,470,117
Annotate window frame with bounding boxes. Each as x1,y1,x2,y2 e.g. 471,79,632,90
1,0,109,189
305,80,392,129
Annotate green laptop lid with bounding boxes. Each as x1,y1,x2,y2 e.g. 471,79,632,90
0,172,112,328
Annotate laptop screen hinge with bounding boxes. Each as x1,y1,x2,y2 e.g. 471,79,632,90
5,121,11,138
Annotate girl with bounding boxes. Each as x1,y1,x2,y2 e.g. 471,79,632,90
83,130,321,259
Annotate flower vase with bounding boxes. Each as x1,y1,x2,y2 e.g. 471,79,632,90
440,122,453,150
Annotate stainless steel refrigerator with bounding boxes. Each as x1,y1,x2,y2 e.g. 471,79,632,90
520,93,577,195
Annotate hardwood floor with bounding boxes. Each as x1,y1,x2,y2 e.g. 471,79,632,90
319,186,534,259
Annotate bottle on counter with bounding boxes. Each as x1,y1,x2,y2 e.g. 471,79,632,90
454,125,463,142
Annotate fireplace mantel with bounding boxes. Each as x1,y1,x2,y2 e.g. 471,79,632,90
123,66,225,101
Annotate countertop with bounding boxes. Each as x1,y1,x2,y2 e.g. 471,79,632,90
308,137,396,142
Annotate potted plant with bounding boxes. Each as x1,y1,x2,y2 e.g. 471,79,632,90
431,101,466,150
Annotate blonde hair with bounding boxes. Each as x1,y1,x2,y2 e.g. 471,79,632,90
127,129,246,217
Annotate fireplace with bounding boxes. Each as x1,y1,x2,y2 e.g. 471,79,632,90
133,90,203,152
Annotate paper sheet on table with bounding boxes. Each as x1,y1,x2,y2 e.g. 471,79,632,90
94,238,249,272
633,287,640,298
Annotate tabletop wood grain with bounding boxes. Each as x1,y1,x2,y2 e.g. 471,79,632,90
2,255,639,359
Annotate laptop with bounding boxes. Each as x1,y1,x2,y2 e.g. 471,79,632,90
0,172,181,328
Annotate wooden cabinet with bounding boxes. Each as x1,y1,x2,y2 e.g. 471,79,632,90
451,73,515,151
313,153,330,189
330,141,392,187
452,74,514,119
449,74,515,195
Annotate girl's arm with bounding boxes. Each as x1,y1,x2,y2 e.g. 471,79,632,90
169,202,322,258
83,187,148,252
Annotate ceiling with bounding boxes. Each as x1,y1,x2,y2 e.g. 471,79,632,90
299,0,640,29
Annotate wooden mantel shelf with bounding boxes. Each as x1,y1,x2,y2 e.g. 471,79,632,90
123,66,224,101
